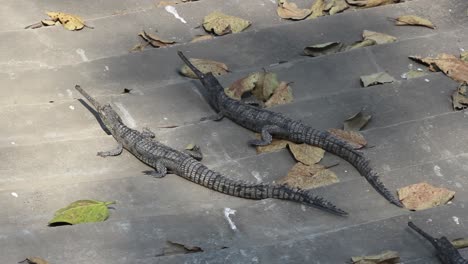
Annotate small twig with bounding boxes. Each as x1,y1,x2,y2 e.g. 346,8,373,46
24,22,43,29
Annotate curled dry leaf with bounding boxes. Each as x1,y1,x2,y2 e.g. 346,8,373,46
324,0,349,15
288,143,324,165
452,83,468,111
138,31,176,48
46,11,91,31
278,163,339,189
19,257,49,264
265,81,293,107
180,58,229,79
342,39,376,51
460,51,468,62
304,42,344,57
362,30,396,44
203,11,251,35
156,240,203,256
346,0,396,8
397,182,455,211
395,15,435,29
48,200,115,225
410,54,468,83
308,0,326,19
344,110,371,131
41,19,57,26
226,72,261,100
277,0,312,20
351,250,400,264
328,128,367,149
190,35,214,43
360,72,396,87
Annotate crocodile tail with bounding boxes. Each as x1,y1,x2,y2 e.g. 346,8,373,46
180,159,347,216
177,51,205,79
408,222,439,247
302,127,403,207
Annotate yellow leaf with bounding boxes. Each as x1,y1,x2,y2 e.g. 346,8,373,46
362,30,397,44
397,182,455,211
324,0,349,15
19,257,49,264
203,11,251,35
308,0,326,19
180,58,229,79
190,35,214,43
288,143,324,165
395,15,435,29
46,11,90,31
278,163,339,189
277,0,312,20
351,250,400,263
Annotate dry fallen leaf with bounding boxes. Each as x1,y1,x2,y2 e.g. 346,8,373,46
362,30,397,44
343,39,376,51
410,54,468,83
308,0,326,19
397,182,455,210
156,240,203,256
180,58,229,79
264,81,293,107
139,31,176,48
304,42,344,57
226,72,261,100
256,137,289,153
19,257,49,264
395,15,435,29
351,250,400,264
288,143,324,165
324,0,349,15
452,238,468,249
344,110,371,131
278,163,339,189
452,83,468,110
328,128,367,149
203,11,251,35
190,35,214,43
460,51,468,62
401,69,428,80
277,0,312,20
46,11,91,31
361,72,396,87
129,42,149,52
346,0,396,8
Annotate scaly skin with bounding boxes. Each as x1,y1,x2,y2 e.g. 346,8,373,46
408,222,468,264
178,51,402,207
75,85,347,216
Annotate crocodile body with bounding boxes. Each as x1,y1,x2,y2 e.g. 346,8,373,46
74,85,347,216
178,51,402,207
408,222,468,264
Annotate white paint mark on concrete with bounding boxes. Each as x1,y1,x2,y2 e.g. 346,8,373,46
11,192,18,198
66,89,73,98
455,182,463,188
264,203,275,211
461,48,466,52
433,165,443,177
301,205,307,212
76,48,89,62
240,249,248,256
426,218,432,223
163,117,168,120
114,102,137,128
11,141,15,145
251,170,262,183
224,208,237,230
252,257,259,263
165,6,187,23
69,105,75,110
105,65,109,71
382,164,391,172
417,68,423,72
453,216,460,225
424,78,430,82
400,72,408,79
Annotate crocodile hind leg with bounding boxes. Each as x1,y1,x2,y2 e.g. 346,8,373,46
97,143,123,157
248,125,285,146
183,145,203,161
144,159,168,178
142,127,156,139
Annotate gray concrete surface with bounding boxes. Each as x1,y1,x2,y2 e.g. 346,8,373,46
2,0,468,263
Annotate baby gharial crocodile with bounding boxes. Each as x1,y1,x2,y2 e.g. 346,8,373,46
408,222,468,264
177,51,402,207
74,85,347,216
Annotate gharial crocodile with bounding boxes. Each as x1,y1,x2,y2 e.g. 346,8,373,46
177,51,402,207
408,222,468,264
74,85,347,216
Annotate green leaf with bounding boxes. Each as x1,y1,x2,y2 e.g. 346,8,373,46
49,200,115,225
362,30,397,44
252,72,280,101
360,72,396,87
203,11,251,35
351,250,400,263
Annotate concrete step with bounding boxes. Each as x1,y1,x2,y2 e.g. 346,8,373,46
0,0,465,73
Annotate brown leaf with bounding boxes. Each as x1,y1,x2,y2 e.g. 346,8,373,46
264,81,293,107
288,143,324,165
252,72,280,101
395,15,435,29
351,250,400,264
203,11,251,35
46,11,91,31
362,30,397,44
19,257,49,264
397,182,455,211
225,72,263,100
180,58,229,79
343,39,376,52
278,163,339,189
452,83,468,110
308,0,326,19
138,31,176,48
343,111,372,131
328,128,367,149
410,54,468,83
190,35,214,43
256,136,289,153
277,0,312,20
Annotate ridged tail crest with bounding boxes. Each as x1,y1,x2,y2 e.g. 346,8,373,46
303,127,403,207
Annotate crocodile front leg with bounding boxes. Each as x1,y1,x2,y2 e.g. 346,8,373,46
142,127,156,139
144,159,167,178
183,145,203,161
249,125,285,146
97,143,123,157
